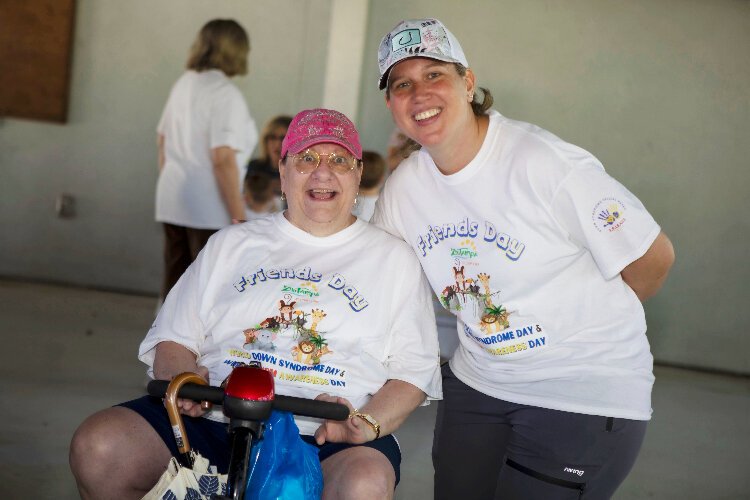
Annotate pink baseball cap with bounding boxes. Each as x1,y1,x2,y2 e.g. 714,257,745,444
281,108,362,159
377,18,469,90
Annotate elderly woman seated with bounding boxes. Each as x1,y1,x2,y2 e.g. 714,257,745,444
69,108,442,500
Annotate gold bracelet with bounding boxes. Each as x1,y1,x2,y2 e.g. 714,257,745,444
350,410,380,440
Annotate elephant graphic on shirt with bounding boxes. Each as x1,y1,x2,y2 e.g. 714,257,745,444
254,329,277,351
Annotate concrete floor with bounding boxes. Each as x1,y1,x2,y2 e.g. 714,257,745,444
1,279,748,499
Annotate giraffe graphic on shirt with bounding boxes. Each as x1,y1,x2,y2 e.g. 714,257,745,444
477,273,510,333
440,266,511,334
241,297,332,364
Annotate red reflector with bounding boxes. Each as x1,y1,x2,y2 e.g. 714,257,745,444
223,366,275,401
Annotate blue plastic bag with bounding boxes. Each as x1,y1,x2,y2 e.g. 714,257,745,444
244,410,323,500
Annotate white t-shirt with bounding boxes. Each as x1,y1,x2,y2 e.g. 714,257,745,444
352,194,379,222
243,201,278,221
156,70,258,229
373,110,660,420
139,213,442,435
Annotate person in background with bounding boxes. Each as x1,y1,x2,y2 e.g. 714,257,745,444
373,18,675,499
352,150,387,222
386,127,417,172
243,170,276,219
247,114,293,209
155,19,258,299
69,108,441,500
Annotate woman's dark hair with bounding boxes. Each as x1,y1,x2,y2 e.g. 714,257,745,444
390,135,422,164
453,63,493,116
186,19,250,77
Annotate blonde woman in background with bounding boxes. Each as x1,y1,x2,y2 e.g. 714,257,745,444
247,114,293,210
155,19,258,299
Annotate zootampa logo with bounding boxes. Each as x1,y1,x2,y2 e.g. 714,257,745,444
282,282,320,298
450,239,478,259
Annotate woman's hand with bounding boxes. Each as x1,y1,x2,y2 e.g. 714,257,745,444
175,365,210,417
154,341,211,417
312,394,377,445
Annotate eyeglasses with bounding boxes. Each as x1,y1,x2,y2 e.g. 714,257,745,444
287,149,361,175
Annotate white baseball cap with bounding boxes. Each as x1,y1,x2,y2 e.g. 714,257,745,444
378,18,469,90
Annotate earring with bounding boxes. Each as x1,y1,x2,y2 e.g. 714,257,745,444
468,91,474,101
353,192,359,207
280,192,286,201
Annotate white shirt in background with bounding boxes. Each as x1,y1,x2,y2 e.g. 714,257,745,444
156,70,258,229
352,194,379,222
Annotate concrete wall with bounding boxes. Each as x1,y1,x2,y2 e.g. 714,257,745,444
0,0,332,292
1,0,748,373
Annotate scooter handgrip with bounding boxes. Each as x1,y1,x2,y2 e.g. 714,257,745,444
147,379,349,420
273,394,350,421
147,380,224,405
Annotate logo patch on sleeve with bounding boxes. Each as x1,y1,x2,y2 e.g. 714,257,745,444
592,198,627,232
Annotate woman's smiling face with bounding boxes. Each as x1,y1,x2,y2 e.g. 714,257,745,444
279,142,362,236
386,57,475,150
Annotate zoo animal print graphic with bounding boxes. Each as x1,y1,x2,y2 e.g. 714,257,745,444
243,299,333,366
454,266,467,291
278,300,296,325
441,268,510,334
476,273,510,333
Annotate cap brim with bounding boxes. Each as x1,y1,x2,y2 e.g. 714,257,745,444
286,137,361,160
379,54,466,90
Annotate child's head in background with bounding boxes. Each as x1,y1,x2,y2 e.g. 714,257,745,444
243,171,276,215
360,150,387,194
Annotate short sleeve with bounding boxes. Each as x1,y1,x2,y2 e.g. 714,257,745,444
156,94,172,135
138,241,216,375
371,189,392,233
209,86,254,152
551,165,661,279
372,169,407,241
380,250,442,400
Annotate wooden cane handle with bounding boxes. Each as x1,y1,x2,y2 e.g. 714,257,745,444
164,372,209,456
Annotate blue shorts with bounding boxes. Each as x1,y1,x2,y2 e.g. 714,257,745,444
118,396,401,484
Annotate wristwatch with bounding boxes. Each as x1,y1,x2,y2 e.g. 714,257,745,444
350,410,381,439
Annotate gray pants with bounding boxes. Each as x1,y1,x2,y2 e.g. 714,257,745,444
433,364,647,500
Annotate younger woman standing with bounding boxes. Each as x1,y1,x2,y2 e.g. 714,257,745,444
373,18,674,499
